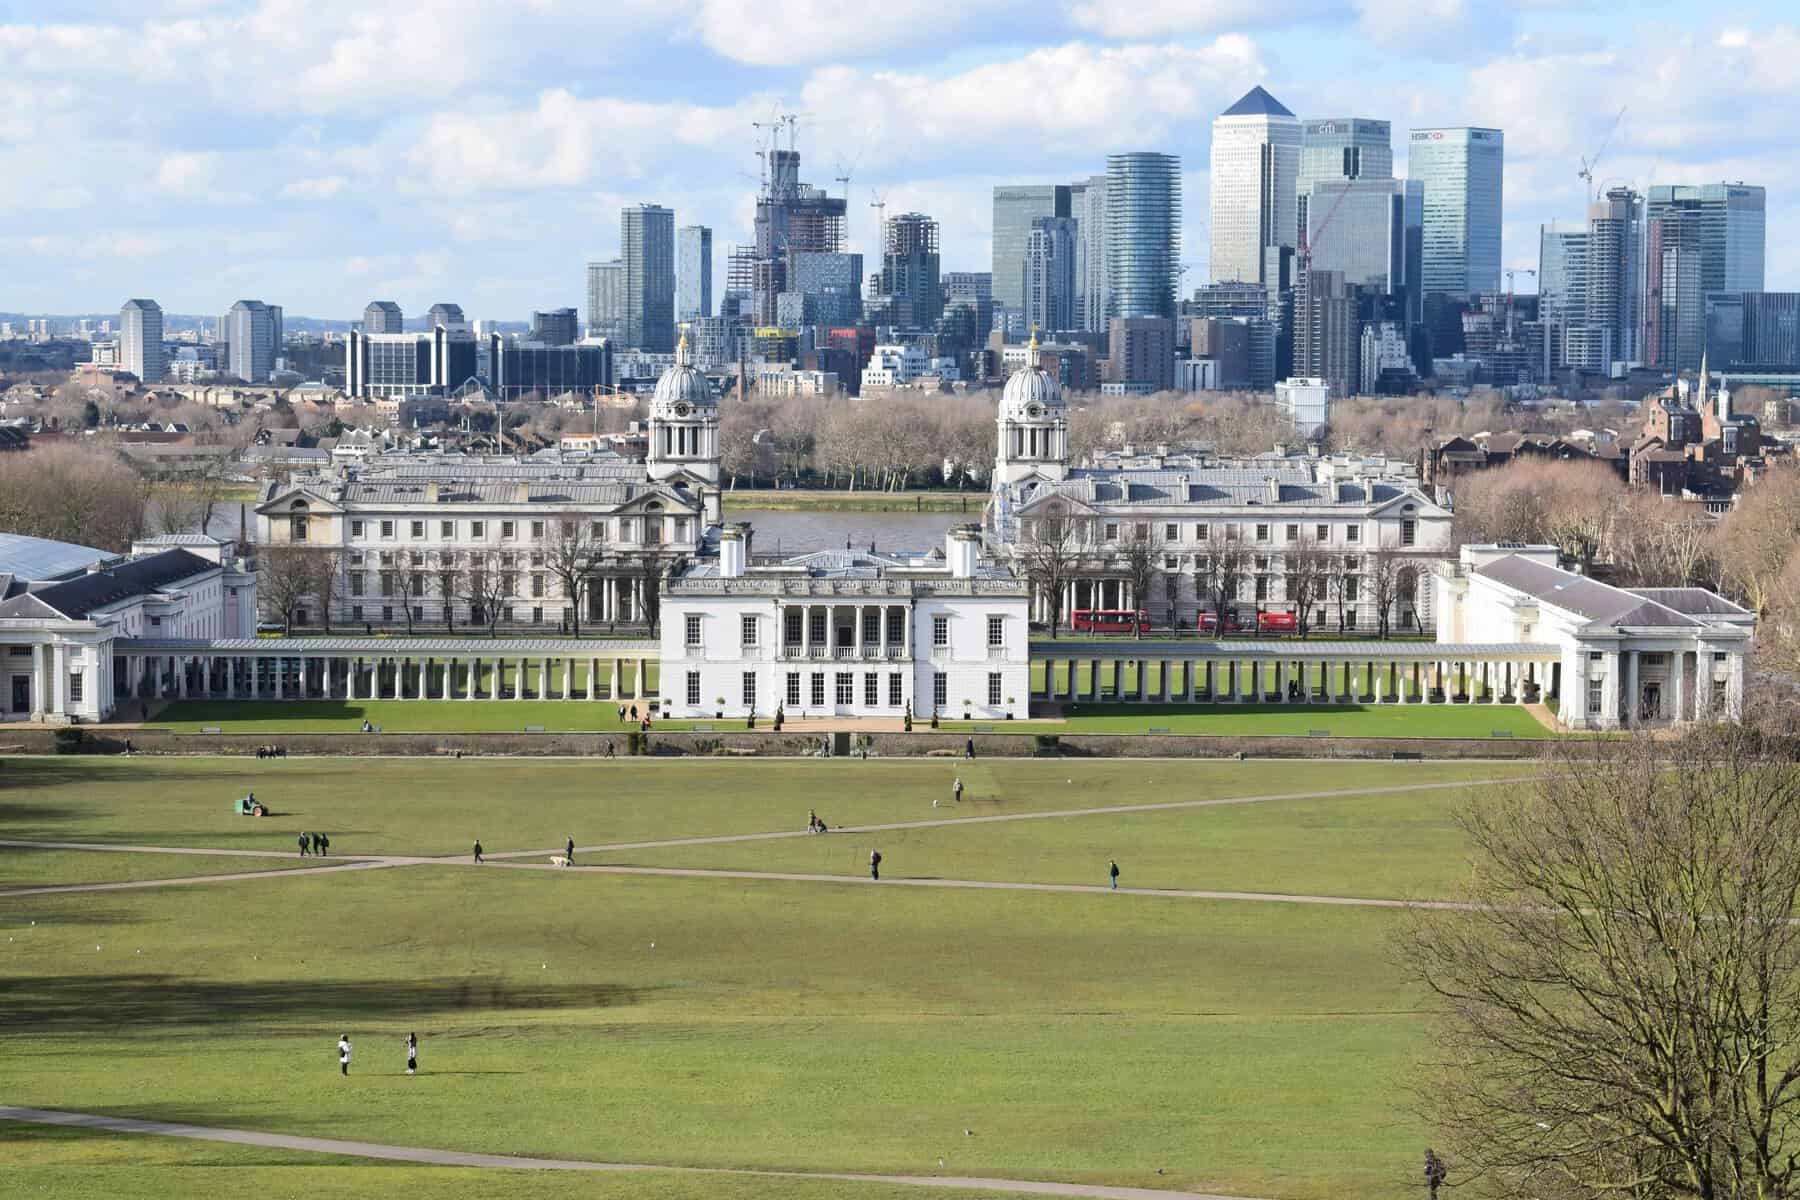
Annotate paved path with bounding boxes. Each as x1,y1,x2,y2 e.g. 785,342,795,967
475,859,1479,910
0,837,349,860
0,1107,1260,1200
484,774,1537,860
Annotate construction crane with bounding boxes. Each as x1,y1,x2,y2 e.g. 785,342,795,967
1579,106,1627,208
869,189,888,254
1502,267,1536,342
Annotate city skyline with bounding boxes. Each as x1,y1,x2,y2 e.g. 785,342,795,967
3,1,1798,318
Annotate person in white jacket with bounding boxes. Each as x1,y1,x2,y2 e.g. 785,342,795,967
337,1034,352,1076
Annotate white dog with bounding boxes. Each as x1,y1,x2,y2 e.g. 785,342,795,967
549,855,570,868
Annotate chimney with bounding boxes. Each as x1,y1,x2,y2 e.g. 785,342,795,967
719,526,746,579
1266,476,1280,503
946,525,981,579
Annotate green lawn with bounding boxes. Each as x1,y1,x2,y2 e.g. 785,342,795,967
597,782,1494,900
0,866,1431,1200
0,757,1506,859
0,847,339,890
1011,702,1554,739
149,699,684,734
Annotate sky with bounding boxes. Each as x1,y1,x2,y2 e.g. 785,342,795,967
2,0,1796,321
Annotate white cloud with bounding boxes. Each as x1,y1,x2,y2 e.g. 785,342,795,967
692,0,1026,65
1066,0,1335,39
156,151,219,195
282,176,348,200
1352,0,1515,61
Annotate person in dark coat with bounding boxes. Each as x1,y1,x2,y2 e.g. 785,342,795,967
1109,860,1120,889
1424,1149,1447,1199
964,737,975,759
565,836,575,865
297,832,310,857
472,839,484,864
318,832,329,857
869,849,882,881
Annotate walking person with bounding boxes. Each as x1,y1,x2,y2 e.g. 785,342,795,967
869,849,882,881
472,839,483,864
1109,860,1120,890
953,777,963,803
297,832,310,858
565,836,575,866
405,1032,418,1076
317,832,329,857
964,737,975,760
337,1034,352,1076
1423,1149,1447,1199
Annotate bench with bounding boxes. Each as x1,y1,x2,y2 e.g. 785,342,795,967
201,726,221,734
1147,726,1171,734
1391,750,1423,761
973,724,996,733
524,725,545,733
1307,729,1331,737
691,723,714,732
1490,730,1515,739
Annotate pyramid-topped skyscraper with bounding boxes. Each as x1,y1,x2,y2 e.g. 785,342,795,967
1209,86,1300,285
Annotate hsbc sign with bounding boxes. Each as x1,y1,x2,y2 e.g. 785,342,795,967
1410,131,1445,141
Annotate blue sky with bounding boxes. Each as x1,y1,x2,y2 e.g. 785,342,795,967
2,0,1795,320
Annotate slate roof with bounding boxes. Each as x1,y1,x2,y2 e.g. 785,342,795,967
1222,85,1293,118
0,549,215,621
1627,588,1753,618
1474,554,1703,628
1015,468,1423,509
0,533,114,582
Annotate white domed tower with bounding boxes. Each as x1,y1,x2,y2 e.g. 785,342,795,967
648,328,719,484
994,332,1068,484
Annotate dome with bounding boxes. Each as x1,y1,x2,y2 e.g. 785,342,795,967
998,333,1062,421
650,329,715,419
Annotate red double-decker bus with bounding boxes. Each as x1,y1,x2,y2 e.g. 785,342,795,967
1258,611,1298,634
1071,609,1152,634
1196,611,1241,634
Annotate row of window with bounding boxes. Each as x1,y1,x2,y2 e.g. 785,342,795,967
331,516,691,545
350,573,550,599
685,613,1008,650
344,604,549,625
678,670,1008,711
1029,518,1418,548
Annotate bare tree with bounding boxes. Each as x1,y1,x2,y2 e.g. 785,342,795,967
0,442,151,552
1197,531,1249,631
457,550,509,637
1399,727,1800,1200
1365,547,1402,638
433,550,462,632
1115,523,1162,639
257,544,331,631
630,553,674,636
1282,535,1329,638
1324,552,1357,633
544,512,598,636
301,547,345,633
391,550,432,635
1015,504,1084,639
1715,468,1800,617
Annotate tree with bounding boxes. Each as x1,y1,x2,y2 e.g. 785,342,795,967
544,512,598,636
1015,504,1084,639
1198,531,1249,631
0,441,150,552
258,545,331,631
1282,535,1330,638
1715,468,1800,617
391,550,432,635
1365,547,1402,639
630,553,674,636
300,547,345,633
1399,728,1800,1200
1115,523,1162,639
1324,552,1357,633
457,550,509,637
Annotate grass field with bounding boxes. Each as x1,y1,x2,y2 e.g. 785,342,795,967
0,756,1512,1199
1,847,338,890
150,699,685,734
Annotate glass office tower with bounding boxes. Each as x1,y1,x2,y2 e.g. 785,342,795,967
1106,151,1182,320
1407,126,1504,300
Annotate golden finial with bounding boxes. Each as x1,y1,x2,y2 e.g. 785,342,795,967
1028,325,1040,354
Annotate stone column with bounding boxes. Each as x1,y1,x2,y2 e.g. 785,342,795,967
854,605,864,660
465,658,477,700
1670,650,1686,723
489,658,501,701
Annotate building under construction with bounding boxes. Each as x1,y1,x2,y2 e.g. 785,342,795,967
742,147,848,326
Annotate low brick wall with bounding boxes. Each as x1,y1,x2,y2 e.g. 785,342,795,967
2,727,1556,760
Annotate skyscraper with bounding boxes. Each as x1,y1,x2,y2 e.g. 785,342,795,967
1407,126,1504,300
530,307,578,346
1538,225,1588,368
1023,216,1077,334
219,300,279,383
1578,187,1644,370
1645,183,1766,371
1071,174,1110,333
1296,118,1392,244
1303,179,1417,297
880,213,942,330
363,301,403,334
1209,87,1299,285
587,260,625,341
1106,152,1181,320
992,184,1072,313
119,299,166,383
622,203,676,352
678,225,713,323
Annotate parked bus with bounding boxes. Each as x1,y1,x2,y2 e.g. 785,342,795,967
1257,611,1298,634
1196,611,1242,634
1071,609,1152,634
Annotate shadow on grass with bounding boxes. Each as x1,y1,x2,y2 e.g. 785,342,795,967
1,974,649,1033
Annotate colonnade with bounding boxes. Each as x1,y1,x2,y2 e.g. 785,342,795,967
1034,652,1560,706
115,649,658,703
778,603,912,661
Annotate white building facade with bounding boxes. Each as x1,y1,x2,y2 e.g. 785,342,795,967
660,525,1030,721
1434,544,1753,729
